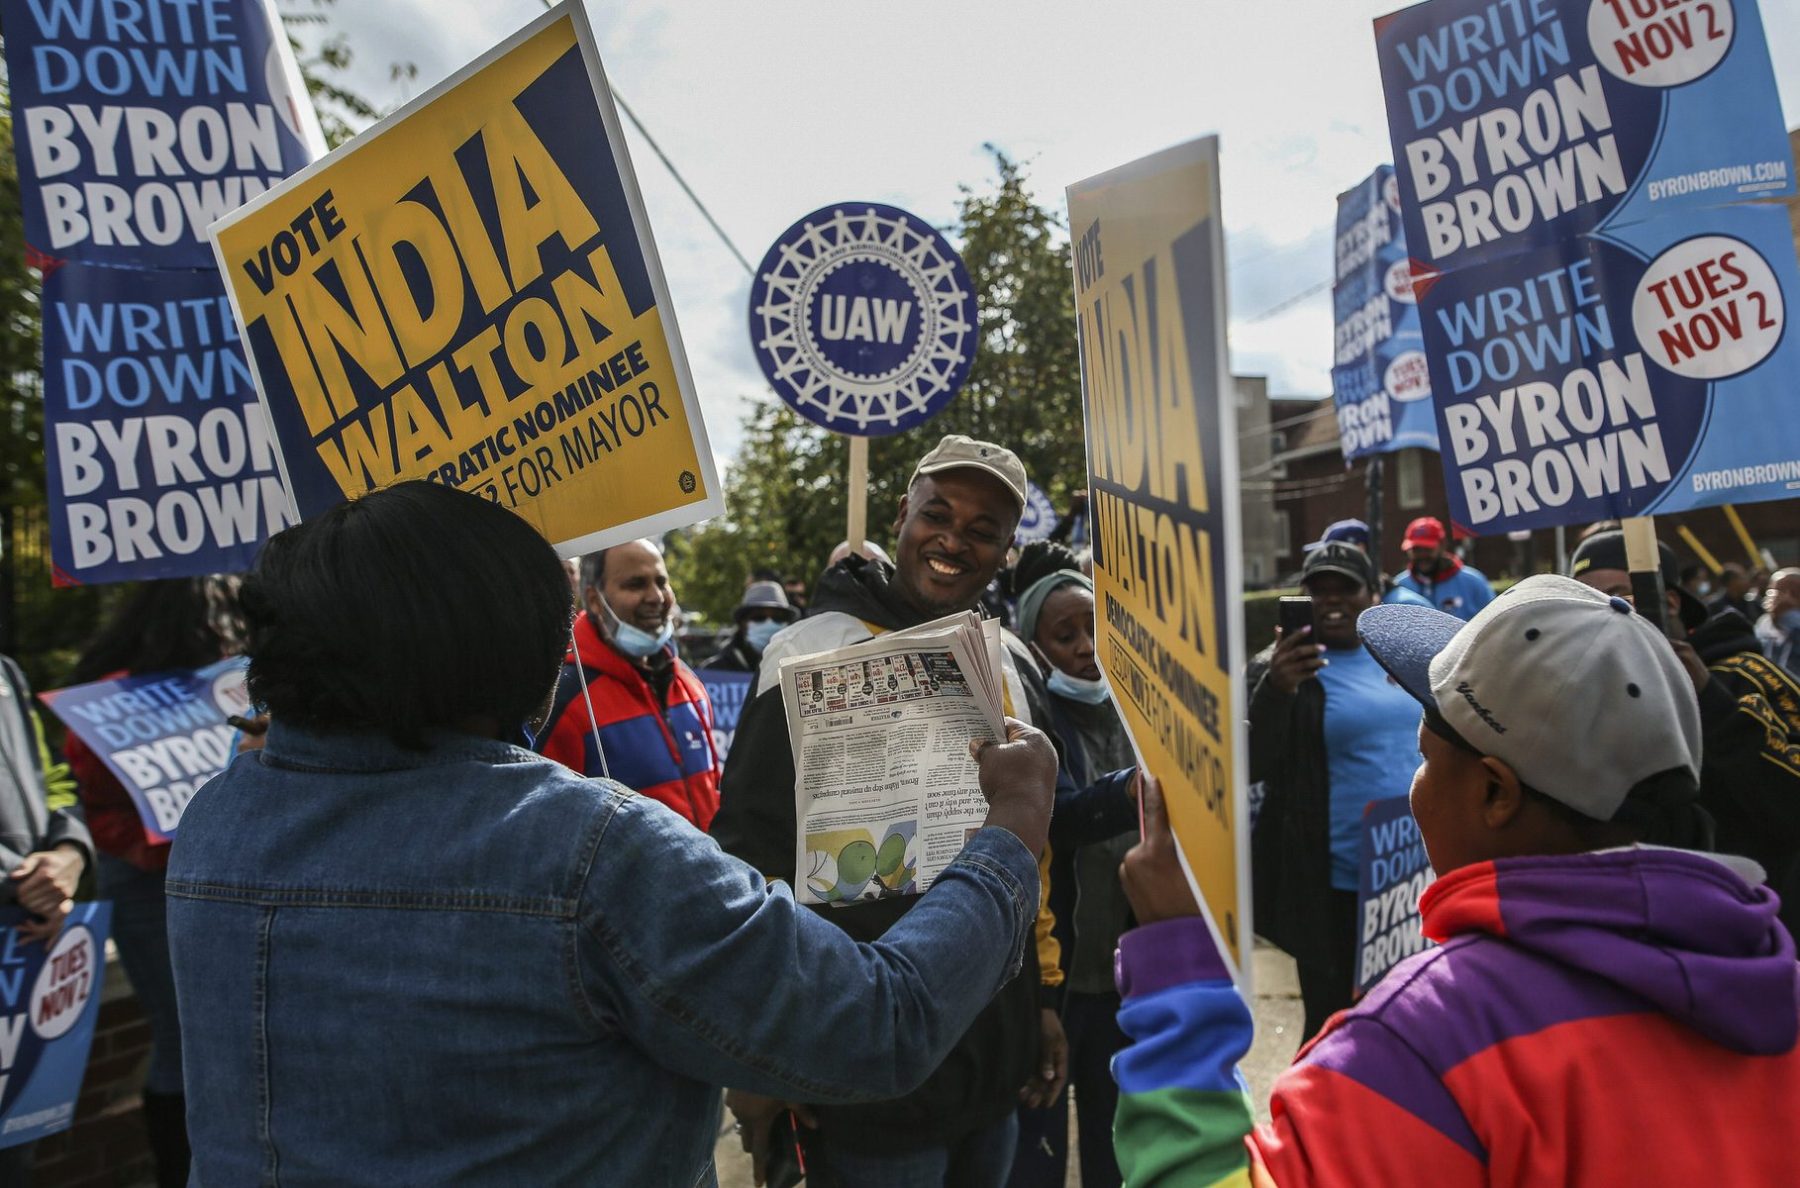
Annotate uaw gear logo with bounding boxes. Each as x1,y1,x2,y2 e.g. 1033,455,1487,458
1014,481,1058,544
749,203,977,436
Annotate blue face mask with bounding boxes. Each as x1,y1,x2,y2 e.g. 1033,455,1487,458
1780,608,1800,634
1047,668,1111,705
744,618,783,653
601,601,673,658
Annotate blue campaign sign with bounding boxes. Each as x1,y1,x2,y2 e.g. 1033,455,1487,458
1013,481,1058,544
1375,0,1794,277
1353,796,1434,996
41,263,291,585
40,659,250,841
0,903,111,1149
749,203,978,436
1420,200,1800,533
695,669,752,764
0,0,325,268
1332,166,1440,459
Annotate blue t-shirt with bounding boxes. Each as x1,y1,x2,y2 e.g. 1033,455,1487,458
1382,584,1432,608
1317,644,1421,890
1394,564,1494,621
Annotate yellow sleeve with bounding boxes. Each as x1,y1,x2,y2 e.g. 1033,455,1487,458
1036,842,1063,988
32,706,78,812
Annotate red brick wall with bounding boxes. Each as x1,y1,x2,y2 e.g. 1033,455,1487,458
31,958,155,1187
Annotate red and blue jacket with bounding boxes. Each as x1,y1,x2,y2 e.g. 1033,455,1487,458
1113,847,1800,1186
536,611,720,829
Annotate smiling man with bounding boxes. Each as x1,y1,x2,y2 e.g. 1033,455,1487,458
711,435,1068,1187
1248,542,1423,1038
534,538,722,828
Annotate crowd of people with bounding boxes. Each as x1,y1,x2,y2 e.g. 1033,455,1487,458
0,432,1795,1185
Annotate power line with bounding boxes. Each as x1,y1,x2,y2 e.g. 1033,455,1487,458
1241,278,1332,323
539,0,755,277
1239,401,1333,442
610,89,755,277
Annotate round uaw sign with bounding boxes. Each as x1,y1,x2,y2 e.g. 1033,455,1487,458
1014,481,1058,544
749,203,977,436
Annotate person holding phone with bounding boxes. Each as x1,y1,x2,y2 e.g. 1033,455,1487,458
1110,578,1796,1187
1248,543,1422,1037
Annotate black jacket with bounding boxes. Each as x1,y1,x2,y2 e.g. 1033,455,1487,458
699,635,758,673
709,557,1041,1152
1245,644,1335,971
1039,694,1138,995
1689,608,1800,937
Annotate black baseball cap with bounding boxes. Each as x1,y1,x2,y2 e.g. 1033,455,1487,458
1567,530,1707,631
1301,542,1378,591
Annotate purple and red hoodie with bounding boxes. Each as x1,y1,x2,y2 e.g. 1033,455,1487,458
1113,847,1799,1186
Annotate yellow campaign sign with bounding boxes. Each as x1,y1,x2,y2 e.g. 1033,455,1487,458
210,1,721,554
1066,136,1251,984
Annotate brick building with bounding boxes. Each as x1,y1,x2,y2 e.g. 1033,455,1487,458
1261,396,1797,587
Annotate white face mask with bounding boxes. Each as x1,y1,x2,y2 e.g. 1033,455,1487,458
1047,668,1111,705
600,598,673,658
744,618,783,653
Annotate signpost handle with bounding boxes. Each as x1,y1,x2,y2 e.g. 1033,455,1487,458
1675,525,1722,576
1721,504,1762,567
1365,455,1384,572
847,435,869,557
1621,515,1671,636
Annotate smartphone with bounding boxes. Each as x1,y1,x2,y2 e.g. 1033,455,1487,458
1278,595,1315,641
763,1111,807,1188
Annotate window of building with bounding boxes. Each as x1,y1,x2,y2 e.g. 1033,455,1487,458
1398,449,1424,509
1273,510,1292,559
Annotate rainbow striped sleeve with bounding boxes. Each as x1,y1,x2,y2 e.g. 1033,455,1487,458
1112,918,1257,1188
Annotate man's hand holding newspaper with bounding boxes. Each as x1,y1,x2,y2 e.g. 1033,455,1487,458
778,612,1053,905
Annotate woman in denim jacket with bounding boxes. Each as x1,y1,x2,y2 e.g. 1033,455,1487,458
165,481,1056,1187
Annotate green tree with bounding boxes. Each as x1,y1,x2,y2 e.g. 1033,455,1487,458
678,150,1087,623
0,79,109,680
0,9,392,684
282,0,414,148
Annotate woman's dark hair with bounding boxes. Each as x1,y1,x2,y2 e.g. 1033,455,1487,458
241,482,573,748
72,577,244,683
1011,540,1081,598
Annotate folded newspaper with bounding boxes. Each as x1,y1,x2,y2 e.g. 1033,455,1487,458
779,612,1006,906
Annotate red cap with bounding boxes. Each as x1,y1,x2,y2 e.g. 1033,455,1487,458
1401,517,1445,550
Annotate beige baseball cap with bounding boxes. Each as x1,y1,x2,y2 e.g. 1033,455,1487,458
909,435,1028,512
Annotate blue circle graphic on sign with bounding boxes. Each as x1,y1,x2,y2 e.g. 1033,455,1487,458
1014,482,1058,544
749,203,977,436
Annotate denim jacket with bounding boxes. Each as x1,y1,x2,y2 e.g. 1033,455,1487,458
166,723,1037,1187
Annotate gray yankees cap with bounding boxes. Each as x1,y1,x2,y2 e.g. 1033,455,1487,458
1357,574,1701,821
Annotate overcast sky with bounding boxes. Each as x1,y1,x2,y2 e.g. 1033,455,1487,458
306,0,1800,470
